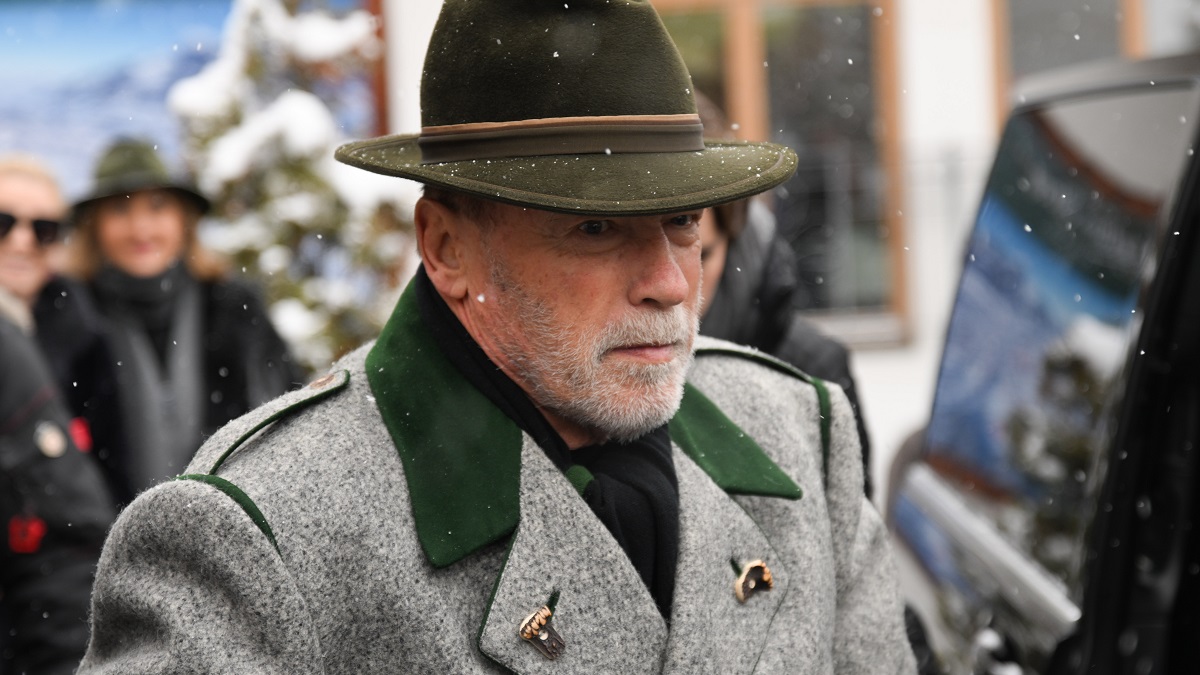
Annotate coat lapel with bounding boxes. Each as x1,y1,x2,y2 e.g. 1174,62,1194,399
368,283,801,673
478,436,668,674
477,436,793,675
661,445,790,674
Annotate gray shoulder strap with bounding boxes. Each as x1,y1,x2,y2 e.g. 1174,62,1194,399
206,370,351,475
176,369,352,555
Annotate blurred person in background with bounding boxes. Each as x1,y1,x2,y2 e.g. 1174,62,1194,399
68,138,303,503
0,160,117,674
693,94,874,498
0,157,128,505
0,157,61,318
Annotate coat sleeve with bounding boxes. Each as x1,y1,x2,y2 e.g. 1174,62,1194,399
78,478,324,675
822,384,918,674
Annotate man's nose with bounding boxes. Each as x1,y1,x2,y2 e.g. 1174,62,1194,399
629,231,690,308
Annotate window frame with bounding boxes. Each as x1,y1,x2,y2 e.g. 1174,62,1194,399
988,0,1148,133
653,0,910,345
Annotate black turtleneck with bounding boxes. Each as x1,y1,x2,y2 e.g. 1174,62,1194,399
413,267,680,619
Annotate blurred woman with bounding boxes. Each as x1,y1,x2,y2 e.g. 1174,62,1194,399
0,155,117,674
69,138,302,502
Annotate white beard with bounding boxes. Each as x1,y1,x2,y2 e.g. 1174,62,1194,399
485,259,698,443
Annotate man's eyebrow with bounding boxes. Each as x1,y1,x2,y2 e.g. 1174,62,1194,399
547,214,610,229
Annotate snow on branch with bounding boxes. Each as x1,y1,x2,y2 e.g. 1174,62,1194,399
167,0,416,372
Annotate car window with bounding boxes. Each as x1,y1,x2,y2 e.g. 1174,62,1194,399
923,83,1200,597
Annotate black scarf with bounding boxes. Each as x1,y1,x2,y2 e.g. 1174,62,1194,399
89,261,205,494
413,267,679,619
92,262,191,366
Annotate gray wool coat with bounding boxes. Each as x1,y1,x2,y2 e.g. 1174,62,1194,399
78,286,915,674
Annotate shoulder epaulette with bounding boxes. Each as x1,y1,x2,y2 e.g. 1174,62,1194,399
176,369,351,553
202,369,351,475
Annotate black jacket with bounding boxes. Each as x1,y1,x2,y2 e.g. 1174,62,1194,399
0,314,117,675
700,206,874,498
198,279,306,433
34,276,127,497
36,276,303,505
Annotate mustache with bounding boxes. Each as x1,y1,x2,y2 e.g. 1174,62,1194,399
596,306,695,355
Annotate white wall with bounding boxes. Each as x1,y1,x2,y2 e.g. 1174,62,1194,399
383,0,442,134
380,0,1005,503
859,0,1002,502
1143,0,1200,56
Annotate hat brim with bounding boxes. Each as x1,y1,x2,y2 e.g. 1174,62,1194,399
335,136,797,216
71,177,210,219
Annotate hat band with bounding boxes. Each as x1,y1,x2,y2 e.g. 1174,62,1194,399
417,114,705,164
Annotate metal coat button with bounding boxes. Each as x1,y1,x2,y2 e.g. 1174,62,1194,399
35,421,67,458
308,373,337,389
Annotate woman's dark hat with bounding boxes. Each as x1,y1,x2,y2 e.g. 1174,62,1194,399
73,138,210,217
335,0,797,215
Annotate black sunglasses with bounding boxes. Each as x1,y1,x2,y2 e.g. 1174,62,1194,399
0,211,62,246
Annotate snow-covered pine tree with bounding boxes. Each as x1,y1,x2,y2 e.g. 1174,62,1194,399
169,0,417,373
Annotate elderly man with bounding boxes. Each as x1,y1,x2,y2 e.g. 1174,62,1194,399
80,1,915,673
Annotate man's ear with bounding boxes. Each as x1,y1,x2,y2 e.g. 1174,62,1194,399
414,197,470,300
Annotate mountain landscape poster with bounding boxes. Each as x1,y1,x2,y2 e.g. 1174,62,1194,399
0,0,377,203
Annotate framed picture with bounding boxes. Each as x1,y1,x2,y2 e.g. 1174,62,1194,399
0,0,381,200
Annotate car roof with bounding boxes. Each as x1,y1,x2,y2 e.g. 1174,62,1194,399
1012,51,1200,111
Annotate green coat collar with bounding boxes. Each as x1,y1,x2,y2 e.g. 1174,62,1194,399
366,281,801,568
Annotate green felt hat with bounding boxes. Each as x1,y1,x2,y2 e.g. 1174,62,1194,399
73,138,210,217
335,0,797,216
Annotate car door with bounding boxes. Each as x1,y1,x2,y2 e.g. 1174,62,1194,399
1065,151,1200,675
888,56,1200,674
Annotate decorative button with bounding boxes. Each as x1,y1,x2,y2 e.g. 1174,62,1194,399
68,417,92,453
9,515,47,554
308,373,337,389
735,559,774,603
34,421,67,458
519,605,566,660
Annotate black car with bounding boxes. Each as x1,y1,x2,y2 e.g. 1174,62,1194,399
887,53,1200,675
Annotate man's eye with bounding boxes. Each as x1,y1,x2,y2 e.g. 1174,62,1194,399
668,214,698,227
578,220,611,235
